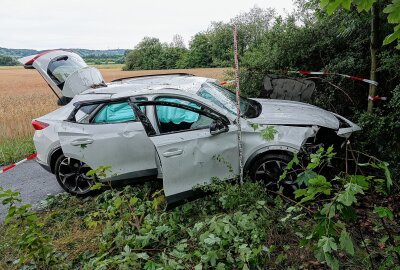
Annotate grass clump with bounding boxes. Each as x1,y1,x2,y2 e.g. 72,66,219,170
0,137,35,165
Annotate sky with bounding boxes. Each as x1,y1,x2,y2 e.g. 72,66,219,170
0,0,294,50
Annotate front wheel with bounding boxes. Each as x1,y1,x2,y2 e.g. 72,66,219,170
55,154,95,196
249,152,299,196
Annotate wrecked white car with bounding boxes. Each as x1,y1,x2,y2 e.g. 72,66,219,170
21,50,361,203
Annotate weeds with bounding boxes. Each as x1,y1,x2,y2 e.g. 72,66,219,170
1,148,398,269
0,136,35,165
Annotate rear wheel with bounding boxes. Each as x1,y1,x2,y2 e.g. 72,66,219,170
55,154,95,196
249,152,299,196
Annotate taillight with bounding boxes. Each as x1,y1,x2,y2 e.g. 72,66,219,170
32,120,49,130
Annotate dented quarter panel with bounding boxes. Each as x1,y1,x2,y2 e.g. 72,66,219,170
241,123,319,168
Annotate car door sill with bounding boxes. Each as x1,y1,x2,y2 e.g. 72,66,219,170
99,168,158,182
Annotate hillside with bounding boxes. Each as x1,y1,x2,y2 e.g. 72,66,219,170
0,47,126,58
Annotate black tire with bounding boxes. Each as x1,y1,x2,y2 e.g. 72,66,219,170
54,154,95,196
249,152,299,196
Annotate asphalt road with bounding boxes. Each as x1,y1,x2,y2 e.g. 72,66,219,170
0,161,63,222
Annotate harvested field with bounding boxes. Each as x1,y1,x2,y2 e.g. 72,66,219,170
0,66,228,143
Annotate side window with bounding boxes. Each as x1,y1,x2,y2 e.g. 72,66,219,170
93,102,136,124
155,97,214,134
74,104,100,123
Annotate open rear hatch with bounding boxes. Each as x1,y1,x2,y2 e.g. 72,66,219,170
19,50,106,104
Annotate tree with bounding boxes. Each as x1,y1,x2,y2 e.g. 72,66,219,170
171,34,186,49
185,33,213,68
230,6,276,54
0,55,19,66
124,37,164,70
320,0,400,111
207,22,234,67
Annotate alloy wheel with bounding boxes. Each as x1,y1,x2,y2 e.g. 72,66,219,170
57,157,94,195
253,159,298,195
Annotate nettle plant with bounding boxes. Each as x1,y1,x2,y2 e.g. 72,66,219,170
0,187,64,269
279,146,399,269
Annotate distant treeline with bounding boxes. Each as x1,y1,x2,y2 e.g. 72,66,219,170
0,48,126,66
123,7,274,70
0,55,19,66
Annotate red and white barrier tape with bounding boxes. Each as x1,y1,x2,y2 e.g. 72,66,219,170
220,71,378,86
0,153,37,175
220,80,235,86
368,95,387,102
288,70,378,86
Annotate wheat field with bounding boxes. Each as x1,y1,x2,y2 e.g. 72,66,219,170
0,66,228,144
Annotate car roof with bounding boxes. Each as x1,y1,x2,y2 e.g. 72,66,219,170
80,74,215,98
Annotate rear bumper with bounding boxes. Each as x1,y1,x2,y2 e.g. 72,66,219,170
36,159,52,173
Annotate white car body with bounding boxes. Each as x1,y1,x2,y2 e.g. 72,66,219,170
20,51,361,203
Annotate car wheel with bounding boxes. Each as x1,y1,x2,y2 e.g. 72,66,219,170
55,154,95,196
249,152,299,196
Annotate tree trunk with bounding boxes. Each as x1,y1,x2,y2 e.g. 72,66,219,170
368,3,379,112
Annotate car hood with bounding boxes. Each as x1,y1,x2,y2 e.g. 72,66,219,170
251,99,340,130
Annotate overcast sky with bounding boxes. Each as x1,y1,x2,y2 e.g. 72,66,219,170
0,0,294,50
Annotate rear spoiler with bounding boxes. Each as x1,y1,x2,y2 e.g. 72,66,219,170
18,50,61,69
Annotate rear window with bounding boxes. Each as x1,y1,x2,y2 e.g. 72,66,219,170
93,102,136,123
47,55,86,89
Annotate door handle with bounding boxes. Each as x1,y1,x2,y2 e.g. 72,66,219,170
71,139,94,146
162,149,183,157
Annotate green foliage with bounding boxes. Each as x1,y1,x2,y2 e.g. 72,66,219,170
248,122,277,141
320,0,400,48
0,55,19,66
280,147,398,269
123,37,189,70
1,147,398,269
0,186,64,268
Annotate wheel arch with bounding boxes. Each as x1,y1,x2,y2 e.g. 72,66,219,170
244,145,298,174
48,147,64,173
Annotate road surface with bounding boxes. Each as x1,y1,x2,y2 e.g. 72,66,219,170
0,161,63,222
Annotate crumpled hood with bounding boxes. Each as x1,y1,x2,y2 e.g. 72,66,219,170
251,99,340,130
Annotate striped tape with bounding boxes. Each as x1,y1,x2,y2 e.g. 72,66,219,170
368,95,387,102
220,80,235,86
0,153,37,175
219,71,378,87
292,71,378,86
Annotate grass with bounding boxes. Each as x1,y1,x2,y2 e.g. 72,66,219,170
0,137,35,165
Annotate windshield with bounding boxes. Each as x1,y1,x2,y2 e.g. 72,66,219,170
47,55,86,89
197,82,260,118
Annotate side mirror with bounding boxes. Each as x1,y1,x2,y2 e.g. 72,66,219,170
210,119,229,135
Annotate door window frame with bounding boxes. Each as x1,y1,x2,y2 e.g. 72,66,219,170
66,96,229,137
132,96,230,137
67,96,148,125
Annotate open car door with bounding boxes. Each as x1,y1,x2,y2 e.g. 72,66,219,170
133,98,239,204
18,50,105,101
